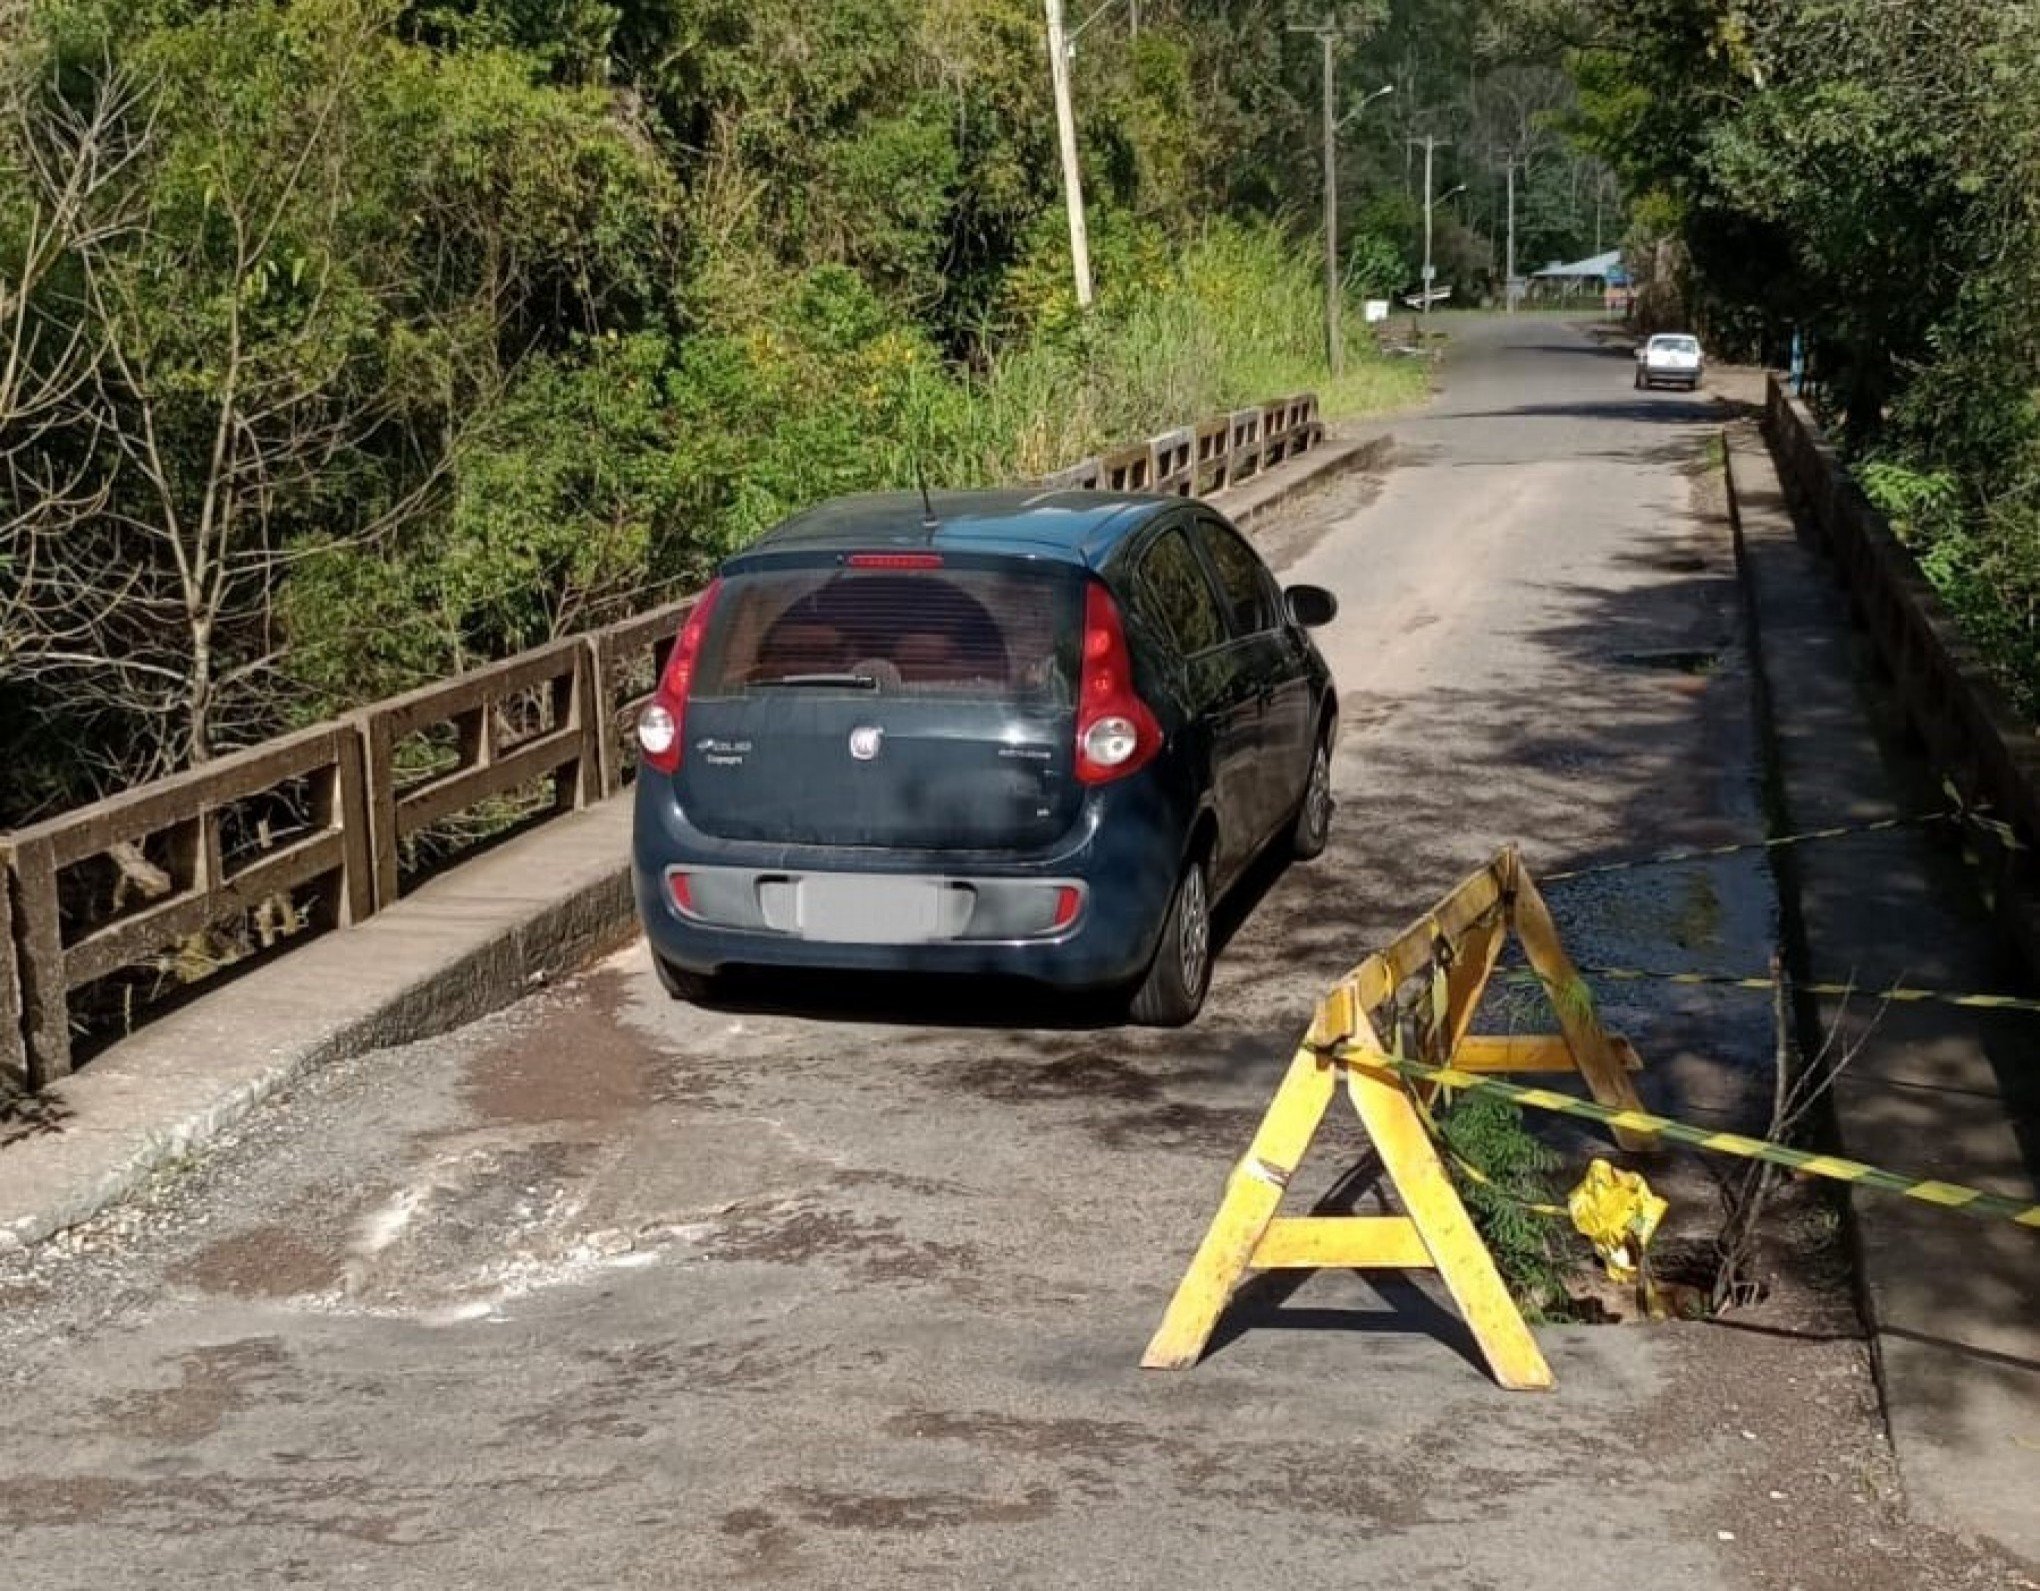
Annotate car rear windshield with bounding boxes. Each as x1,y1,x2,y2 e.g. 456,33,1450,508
1653,336,1699,354
694,562,1081,704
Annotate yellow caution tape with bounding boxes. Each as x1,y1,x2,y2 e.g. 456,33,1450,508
1327,1049,2040,1231
1542,787,2021,885
1573,964,2040,1015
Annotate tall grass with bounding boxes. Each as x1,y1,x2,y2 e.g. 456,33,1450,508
960,222,1427,481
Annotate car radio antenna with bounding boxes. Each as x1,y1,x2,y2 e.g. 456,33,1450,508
913,456,939,531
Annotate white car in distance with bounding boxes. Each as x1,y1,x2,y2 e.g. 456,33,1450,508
1635,333,1704,391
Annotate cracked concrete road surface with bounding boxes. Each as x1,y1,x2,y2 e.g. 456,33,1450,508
2,318,2027,1591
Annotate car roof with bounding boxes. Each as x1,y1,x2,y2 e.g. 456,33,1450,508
721,489,1181,573
1649,332,1699,343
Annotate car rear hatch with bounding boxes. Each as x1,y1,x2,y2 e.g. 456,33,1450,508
676,553,1086,850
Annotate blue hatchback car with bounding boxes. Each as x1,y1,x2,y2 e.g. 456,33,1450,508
630,489,1338,1025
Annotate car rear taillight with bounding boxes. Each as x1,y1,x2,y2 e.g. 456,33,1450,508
1075,581,1161,785
637,578,724,775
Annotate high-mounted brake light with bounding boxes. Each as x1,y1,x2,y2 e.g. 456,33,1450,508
1075,580,1161,785
636,578,724,775
847,552,944,569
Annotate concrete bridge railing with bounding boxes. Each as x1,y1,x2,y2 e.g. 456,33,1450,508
1761,375,2040,969
0,395,1324,1088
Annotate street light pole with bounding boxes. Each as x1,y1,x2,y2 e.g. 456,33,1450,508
1505,155,1517,314
1410,135,1453,324
1422,135,1434,320
1044,0,1094,310
1290,22,1391,380
1288,23,1348,379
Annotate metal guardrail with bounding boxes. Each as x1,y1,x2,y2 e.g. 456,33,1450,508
0,396,1320,1088
1760,374,2040,959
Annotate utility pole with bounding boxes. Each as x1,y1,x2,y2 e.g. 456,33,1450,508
1289,22,1346,377
1504,153,1518,313
1289,22,1392,379
1408,134,1454,325
1422,136,1435,322
1044,0,1093,310
1319,29,1339,375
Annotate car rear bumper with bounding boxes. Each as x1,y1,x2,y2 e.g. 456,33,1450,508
631,771,1187,990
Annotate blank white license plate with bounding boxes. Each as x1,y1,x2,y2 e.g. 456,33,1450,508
799,876,941,943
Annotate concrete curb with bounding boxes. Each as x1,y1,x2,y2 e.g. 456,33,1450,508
0,435,1393,1252
1222,433,1392,532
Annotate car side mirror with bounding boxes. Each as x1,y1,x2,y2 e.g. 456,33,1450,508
1284,584,1337,628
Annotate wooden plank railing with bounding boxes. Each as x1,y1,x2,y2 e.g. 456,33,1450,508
0,723,372,1086
1035,391,1320,494
359,636,602,909
0,393,1324,1086
587,594,696,794
0,866,22,1087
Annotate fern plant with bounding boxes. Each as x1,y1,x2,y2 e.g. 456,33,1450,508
1435,1093,1581,1322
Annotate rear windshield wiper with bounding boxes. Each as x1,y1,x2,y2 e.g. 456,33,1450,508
750,672,881,690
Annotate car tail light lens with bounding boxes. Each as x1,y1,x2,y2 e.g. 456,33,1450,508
667,872,695,914
637,702,677,759
1075,581,1161,785
638,578,724,775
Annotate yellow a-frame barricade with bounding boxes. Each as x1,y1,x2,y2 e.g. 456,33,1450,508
1140,846,1653,1390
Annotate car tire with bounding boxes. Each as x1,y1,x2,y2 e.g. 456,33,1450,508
1129,853,1214,1028
1287,730,1335,862
652,952,715,1004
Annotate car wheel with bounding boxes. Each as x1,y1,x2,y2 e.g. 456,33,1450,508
1287,732,1335,861
1129,853,1213,1027
652,952,715,1003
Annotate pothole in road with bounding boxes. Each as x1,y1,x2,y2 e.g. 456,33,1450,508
1609,646,1723,675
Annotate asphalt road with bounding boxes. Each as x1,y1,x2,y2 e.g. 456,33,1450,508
1,317,2021,1590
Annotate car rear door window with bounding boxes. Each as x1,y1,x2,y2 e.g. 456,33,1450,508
1133,528,1226,656
1193,517,1277,638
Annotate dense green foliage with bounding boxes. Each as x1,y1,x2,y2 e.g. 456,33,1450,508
2,0,1627,821
1436,1091,1581,1321
1562,1,2040,711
